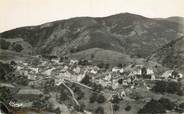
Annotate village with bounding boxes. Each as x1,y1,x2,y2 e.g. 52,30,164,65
0,55,184,114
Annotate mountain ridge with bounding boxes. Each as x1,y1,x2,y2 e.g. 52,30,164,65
0,13,184,70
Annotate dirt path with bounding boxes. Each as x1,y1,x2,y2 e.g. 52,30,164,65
62,81,79,106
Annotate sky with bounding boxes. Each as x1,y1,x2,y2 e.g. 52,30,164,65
0,0,184,32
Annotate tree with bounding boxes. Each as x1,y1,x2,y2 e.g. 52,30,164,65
0,87,11,102
118,79,123,84
125,105,131,111
0,102,10,114
73,86,84,100
105,64,109,70
44,79,55,93
10,61,17,66
139,98,178,113
89,93,97,103
111,95,120,104
0,65,6,81
117,63,123,68
16,75,29,86
96,94,106,103
60,89,69,101
151,81,167,94
113,104,120,111
91,54,95,59
138,99,166,114
97,63,104,68
151,81,183,96
95,107,104,114
179,102,184,109
0,39,10,50
74,102,86,112
92,83,103,92
0,62,14,81
141,67,147,75
167,81,182,95
80,75,91,85
78,59,89,66
12,43,23,52
32,99,47,109
158,98,175,110
31,58,40,66
89,93,106,104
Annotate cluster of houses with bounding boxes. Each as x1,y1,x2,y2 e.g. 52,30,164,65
12,56,183,92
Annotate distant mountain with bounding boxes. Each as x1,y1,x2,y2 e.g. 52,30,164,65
167,16,184,24
0,13,184,69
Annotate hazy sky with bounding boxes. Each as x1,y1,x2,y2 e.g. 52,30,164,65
0,0,184,32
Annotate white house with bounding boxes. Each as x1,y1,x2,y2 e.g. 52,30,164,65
16,66,23,70
29,67,39,74
73,66,80,74
69,59,78,65
147,68,154,75
161,70,173,79
178,73,183,79
112,67,120,72
42,67,56,76
119,68,124,74
90,69,98,74
104,73,111,81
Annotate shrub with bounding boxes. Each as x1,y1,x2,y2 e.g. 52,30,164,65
125,105,131,111
32,100,46,109
95,107,104,114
